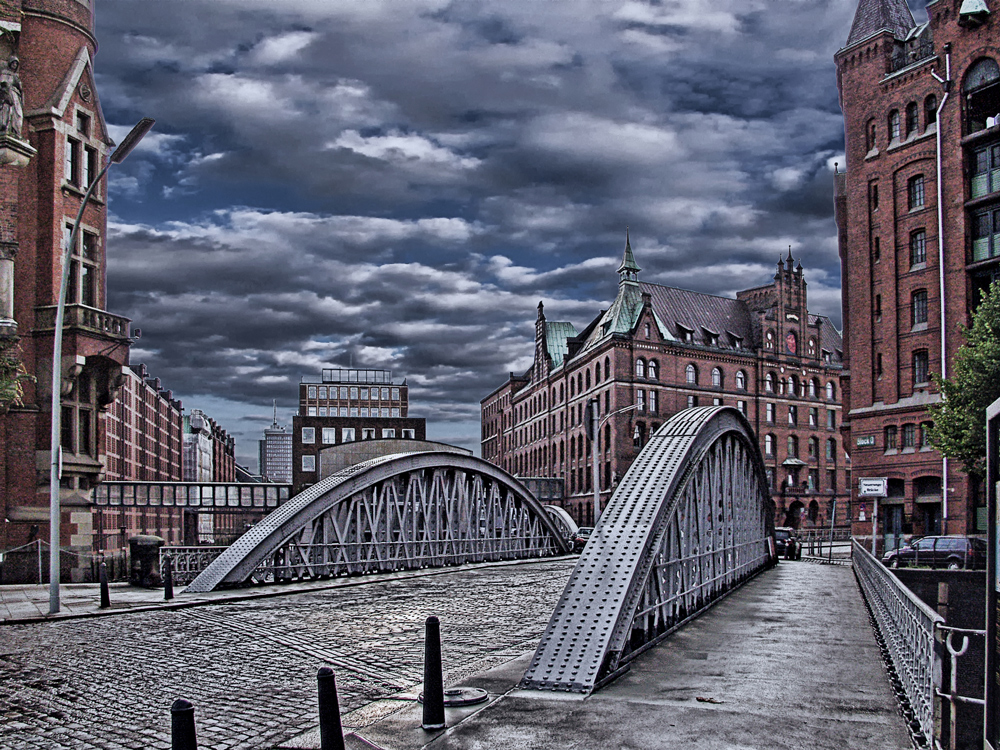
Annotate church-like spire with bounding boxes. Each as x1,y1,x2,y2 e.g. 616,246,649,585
845,0,915,47
617,228,641,284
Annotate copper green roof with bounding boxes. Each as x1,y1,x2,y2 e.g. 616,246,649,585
545,321,577,367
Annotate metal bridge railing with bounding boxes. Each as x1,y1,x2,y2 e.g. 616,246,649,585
852,539,942,745
161,546,228,585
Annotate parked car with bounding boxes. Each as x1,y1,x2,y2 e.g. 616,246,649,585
571,527,593,553
881,535,987,570
774,527,800,559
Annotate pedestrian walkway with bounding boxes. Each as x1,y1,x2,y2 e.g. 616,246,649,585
0,555,578,624
280,561,911,750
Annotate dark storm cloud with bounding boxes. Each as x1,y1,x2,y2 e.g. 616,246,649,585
94,0,888,465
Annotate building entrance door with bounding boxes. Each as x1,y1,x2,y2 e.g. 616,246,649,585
883,504,904,553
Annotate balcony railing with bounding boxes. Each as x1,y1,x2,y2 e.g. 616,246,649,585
889,40,935,74
35,304,131,339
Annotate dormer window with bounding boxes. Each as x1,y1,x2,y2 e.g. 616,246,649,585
822,349,832,364
702,327,719,347
727,331,743,349
677,323,694,343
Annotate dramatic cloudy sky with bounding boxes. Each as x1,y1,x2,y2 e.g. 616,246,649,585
93,0,930,469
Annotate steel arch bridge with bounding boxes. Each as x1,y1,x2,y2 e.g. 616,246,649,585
521,406,775,694
186,452,570,592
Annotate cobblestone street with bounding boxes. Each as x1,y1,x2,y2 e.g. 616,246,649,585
0,559,575,750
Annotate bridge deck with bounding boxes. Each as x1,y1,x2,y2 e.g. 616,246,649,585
327,561,911,750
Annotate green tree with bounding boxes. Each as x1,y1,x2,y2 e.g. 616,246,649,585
928,281,1000,479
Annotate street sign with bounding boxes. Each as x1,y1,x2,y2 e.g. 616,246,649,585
858,477,887,497
856,435,876,448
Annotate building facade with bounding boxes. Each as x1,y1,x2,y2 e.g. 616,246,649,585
481,240,849,529
0,0,133,577
292,368,425,492
259,413,292,483
834,0,999,547
182,408,236,483
103,363,182,482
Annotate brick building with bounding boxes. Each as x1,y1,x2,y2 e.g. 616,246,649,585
481,239,849,528
182,408,237,483
292,368,426,492
0,0,133,576
834,0,999,548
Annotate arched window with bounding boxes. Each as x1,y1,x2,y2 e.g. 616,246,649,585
765,330,775,350
788,375,798,397
647,360,658,380
888,109,901,141
594,361,601,382
764,434,775,457
787,435,798,458
585,369,591,389
964,58,1000,133
711,367,722,387
685,364,697,385
635,358,646,378
912,289,928,326
604,356,611,381
736,370,746,390
570,379,575,397
908,174,925,210
905,101,918,136
808,378,818,398
808,338,817,357
809,436,819,459
826,381,836,400
644,322,651,339
925,94,937,127
827,438,837,461
866,118,877,151
765,372,775,392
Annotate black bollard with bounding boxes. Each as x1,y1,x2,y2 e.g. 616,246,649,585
163,555,174,601
317,667,346,750
99,562,110,609
421,615,446,730
171,698,197,750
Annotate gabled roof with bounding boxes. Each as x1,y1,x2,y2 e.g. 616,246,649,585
845,0,915,47
545,321,577,368
642,283,756,350
25,46,113,145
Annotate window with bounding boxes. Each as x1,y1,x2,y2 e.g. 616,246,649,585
636,390,645,411
808,436,818,459
787,435,798,458
788,375,798,397
808,378,818,398
392,388,400,400
877,353,883,378
362,428,376,440
350,387,359,399
736,370,746,390
809,407,818,427
402,428,415,439
318,386,328,399
339,407,348,417
302,455,316,472
308,407,317,416
765,372,775,392
808,338,817,357
972,208,1000,261
342,428,355,442
359,387,368,400
713,397,722,406
350,407,359,417
685,364,697,384
686,395,697,408
340,387,348,399
913,349,929,386
636,359,645,378
649,390,658,414
737,400,747,416
301,427,315,444
765,434,775,457
875,294,882,320
586,370,591,389
925,95,937,127
807,469,818,491
971,144,1000,198
308,386,317,398
826,438,836,461
902,423,916,449
712,368,722,388
874,236,881,260
381,408,390,417
65,137,81,186
604,356,611,381
381,388,389,400
826,381,836,400
766,468,775,489
391,407,400,417
648,360,658,380
905,101,918,136
912,290,928,326
920,422,933,448
766,330,775,349
64,227,98,307
910,229,927,266
382,428,396,438
788,405,797,425
866,118,877,151
889,109,901,141
766,403,775,423
908,174,925,210
322,428,336,444
644,322,651,339
885,425,898,450
360,408,368,417
826,410,836,430
870,183,879,211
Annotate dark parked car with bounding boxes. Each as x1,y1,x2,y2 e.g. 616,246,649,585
774,527,800,559
571,527,593,553
882,535,987,570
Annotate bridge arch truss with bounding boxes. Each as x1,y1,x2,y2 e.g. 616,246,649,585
186,452,570,592
521,406,775,693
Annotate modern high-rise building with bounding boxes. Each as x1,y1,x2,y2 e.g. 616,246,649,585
481,240,848,528
0,0,133,579
259,405,292,483
834,0,999,546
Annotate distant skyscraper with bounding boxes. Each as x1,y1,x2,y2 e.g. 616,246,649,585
259,403,292,483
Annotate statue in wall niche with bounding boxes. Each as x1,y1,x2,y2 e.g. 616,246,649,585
0,55,23,137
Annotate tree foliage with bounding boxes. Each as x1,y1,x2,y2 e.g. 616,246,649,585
928,281,1000,479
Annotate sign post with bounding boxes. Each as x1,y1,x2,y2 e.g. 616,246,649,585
858,477,888,557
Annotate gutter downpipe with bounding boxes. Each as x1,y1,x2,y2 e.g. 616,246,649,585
934,44,951,528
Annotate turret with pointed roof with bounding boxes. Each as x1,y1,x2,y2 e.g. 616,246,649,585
845,0,915,47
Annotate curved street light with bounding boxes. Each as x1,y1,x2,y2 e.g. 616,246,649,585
49,118,154,614
587,401,640,524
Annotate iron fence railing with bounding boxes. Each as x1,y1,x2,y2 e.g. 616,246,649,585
161,546,228,585
853,539,942,745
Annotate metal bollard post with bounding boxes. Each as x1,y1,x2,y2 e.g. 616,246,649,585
171,698,197,750
163,555,174,601
421,615,446,730
317,667,346,750
99,562,110,609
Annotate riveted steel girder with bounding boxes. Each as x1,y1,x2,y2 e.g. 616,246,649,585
185,452,570,593
521,406,775,693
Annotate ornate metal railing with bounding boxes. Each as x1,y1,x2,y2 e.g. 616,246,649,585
853,540,942,745
160,546,228,585
35,303,131,339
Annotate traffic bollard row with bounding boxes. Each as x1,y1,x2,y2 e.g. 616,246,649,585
163,555,174,601
99,562,110,609
422,615,446,730
171,698,197,750
317,667,346,750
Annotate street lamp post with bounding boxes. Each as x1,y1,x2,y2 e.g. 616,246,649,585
588,401,640,524
48,118,154,614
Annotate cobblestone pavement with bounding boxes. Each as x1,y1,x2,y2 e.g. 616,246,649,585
0,559,575,750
